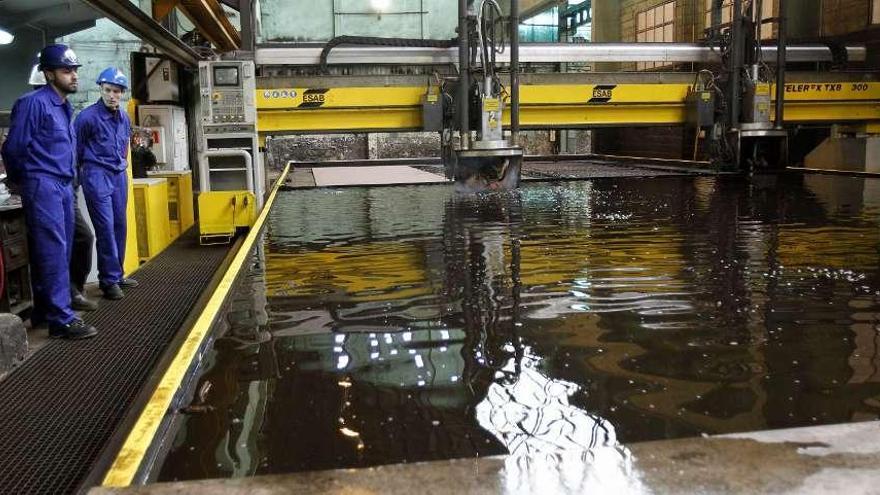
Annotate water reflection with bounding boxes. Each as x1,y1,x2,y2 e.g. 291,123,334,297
157,174,880,482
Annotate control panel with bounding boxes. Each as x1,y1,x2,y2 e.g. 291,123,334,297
196,60,264,212
199,60,256,125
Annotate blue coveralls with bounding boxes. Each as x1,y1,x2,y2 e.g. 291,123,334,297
0,85,77,327
75,100,131,289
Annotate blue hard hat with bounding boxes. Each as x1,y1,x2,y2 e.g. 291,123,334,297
96,67,129,90
38,43,81,70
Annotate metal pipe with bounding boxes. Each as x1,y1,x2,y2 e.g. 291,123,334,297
730,0,743,128
510,0,519,143
255,43,867,66
754,0,763,64
458,0,470,145
775,0,786,128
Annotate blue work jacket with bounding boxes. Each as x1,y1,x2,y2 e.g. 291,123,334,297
74,99,131,173
0,85,77,183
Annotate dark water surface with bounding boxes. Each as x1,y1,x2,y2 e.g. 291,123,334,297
157,174,880,481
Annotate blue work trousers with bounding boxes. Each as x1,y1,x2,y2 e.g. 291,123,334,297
20,176,76,327
82,167,128,288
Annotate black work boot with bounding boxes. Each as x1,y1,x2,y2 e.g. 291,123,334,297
119,277,139,289
71,290,99,311
101,283,124,300
49,319,98,340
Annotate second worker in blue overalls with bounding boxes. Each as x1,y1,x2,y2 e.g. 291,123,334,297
75,68,139,300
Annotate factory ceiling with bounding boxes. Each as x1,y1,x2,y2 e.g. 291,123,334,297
0,0,241,67
0,0,102,38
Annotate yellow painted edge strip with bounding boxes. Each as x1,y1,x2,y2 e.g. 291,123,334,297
101,164,291,487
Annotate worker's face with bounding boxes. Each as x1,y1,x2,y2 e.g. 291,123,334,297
45,67,78,94
101,83,125,111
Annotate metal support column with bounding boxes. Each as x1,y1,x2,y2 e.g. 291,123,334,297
510,0,520,145
775,0,786,128
240,0,255,52
458,0,470,145
711,0,723,35
729,0,744,129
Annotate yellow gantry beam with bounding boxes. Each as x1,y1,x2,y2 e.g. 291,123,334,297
255,82,880,133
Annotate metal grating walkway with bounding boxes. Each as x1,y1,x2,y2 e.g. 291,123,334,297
0,229,231,494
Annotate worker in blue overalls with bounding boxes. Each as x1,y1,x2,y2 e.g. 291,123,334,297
0,44,97,339
75,67,138,300
28,55,99,312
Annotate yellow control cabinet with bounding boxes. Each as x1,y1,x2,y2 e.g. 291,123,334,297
148,170,195,240
198,191,256,245
132,178,171,262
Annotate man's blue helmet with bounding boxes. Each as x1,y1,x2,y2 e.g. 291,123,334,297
38,43,81,70
96,67,129,90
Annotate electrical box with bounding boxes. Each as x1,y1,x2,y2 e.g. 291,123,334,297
421,94,444,132
686,90,715,128
147,127,167,164
145,57,179,102
744,83,772,124
133,178,171,261
148,170,194,240
139,105,189,171
481,97,504,141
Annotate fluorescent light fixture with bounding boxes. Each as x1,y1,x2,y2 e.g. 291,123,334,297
0,27,13,45
371,0,392,13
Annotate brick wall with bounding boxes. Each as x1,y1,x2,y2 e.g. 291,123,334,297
821,0,872,36
618,0,702,69
594,127,691,159
620,1,703,41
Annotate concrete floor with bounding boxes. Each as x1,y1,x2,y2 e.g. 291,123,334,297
0,283,105,381
92,420,880,494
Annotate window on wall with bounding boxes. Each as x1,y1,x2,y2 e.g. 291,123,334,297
704,0,776,39
636,1,676,70
873,0,880,24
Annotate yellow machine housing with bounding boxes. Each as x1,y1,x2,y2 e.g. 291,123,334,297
198,191,257,245
148,170,195,240
132,178,171,262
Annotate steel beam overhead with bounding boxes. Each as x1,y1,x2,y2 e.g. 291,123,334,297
81,0,201,68
256,43,866,66
178,0,241,52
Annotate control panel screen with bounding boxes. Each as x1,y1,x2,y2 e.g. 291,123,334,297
213,66,240,87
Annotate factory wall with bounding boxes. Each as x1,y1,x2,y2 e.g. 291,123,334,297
821,0,874,36
257,0,459,42
58,19,143,112
264,130,577,170
591,0,876,161
0,28,46,111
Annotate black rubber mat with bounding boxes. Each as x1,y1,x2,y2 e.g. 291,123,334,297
0,229,230,494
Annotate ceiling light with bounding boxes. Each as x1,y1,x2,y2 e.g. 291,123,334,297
0,27,13,45
371,0,392,13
